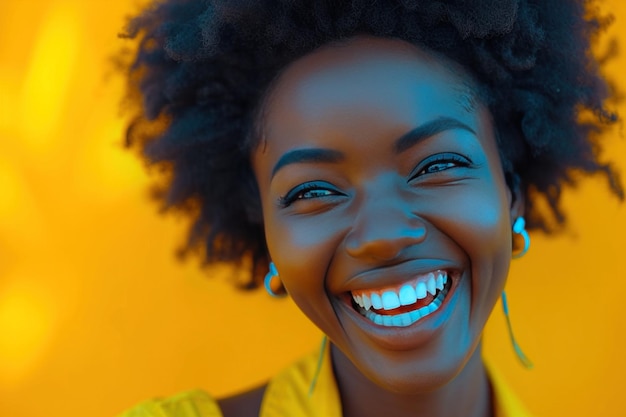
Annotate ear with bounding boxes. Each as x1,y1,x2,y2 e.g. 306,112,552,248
506,172,525,224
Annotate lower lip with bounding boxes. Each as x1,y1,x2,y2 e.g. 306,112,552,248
335,276,460,351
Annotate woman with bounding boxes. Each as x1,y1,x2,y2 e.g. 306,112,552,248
119,1,622,416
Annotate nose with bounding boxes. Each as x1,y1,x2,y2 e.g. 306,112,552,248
344,195,427,262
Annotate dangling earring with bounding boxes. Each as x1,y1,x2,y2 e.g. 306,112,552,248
308,336,328,396
264,262,287,298
501,291,533,369
504,216,533,368
512,216,530,259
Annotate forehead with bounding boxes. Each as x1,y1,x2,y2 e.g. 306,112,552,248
259,36,478,144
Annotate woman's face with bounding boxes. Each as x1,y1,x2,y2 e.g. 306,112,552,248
252,36,521,392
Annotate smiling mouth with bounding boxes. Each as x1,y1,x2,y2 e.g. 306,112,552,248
349,270,453,327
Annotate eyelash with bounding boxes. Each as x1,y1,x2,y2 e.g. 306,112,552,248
410,152,472,179
278,182,341,208
278,153,473,207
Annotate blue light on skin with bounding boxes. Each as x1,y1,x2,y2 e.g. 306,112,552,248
252,36,523,417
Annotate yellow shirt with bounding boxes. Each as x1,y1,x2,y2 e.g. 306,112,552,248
118,344,533,417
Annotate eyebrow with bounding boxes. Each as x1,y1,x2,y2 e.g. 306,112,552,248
394,117,476,153
270,116,476,179
271,148,344,179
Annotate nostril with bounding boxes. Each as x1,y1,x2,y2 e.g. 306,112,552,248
344,199,428,260
344,226,427,261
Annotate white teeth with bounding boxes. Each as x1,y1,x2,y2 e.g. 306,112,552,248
436,273,444,291
392,315,405,326
353,272,451,328
399,284,417,306
350,270,450,317
362,294,372,310
364,289,448,327
409,308,421,322
365,294,447,328
416,281,427,299
426,273,437,296
370,293,383,310
381,291,401,310
418,305,429,317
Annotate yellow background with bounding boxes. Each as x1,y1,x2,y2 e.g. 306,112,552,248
0,1,624,416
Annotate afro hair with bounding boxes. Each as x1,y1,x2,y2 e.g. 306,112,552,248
121,0,622,288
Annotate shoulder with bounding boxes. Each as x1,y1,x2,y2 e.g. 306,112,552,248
485,361,534,417
117,390,224,417
116,385,268,417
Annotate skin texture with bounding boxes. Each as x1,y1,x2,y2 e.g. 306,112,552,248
250,36,523,417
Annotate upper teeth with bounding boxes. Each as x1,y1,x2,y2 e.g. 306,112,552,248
352,270,448,311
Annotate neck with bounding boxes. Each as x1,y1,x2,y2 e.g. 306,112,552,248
331,342,493,417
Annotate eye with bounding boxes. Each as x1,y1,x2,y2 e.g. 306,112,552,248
410,152,472,179
278,181,343,208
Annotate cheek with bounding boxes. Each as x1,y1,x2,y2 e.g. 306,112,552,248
451,190,511,254
264,210,345,293
422,178,512,291
422,178,511,248
264,211,349,333
457,192,512,293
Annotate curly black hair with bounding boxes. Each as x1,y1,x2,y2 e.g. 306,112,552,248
121,0,622,288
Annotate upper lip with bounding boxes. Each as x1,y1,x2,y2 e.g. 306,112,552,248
333,258,461,294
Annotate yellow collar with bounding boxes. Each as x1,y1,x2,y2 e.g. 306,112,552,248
261,340,533,417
